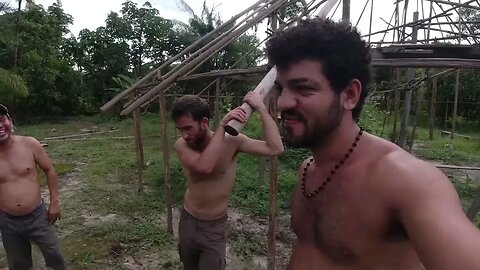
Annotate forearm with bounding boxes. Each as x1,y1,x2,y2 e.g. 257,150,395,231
45,170,60,204
258,107,283,152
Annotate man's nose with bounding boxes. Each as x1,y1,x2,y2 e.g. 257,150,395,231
277,89,296,112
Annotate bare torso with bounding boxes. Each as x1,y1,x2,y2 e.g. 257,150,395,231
0,136,42,215
289,134,421,270
182,136,238,220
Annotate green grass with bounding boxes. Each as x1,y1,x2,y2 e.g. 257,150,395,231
230,231,266,258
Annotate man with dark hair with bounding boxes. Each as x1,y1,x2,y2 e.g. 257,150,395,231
266,18,480,270
172,94,284,270
0,104,66,269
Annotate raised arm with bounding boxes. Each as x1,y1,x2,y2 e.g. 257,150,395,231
31,137,61,224
174,108,247,174
237,91,284,156
388,156,480,269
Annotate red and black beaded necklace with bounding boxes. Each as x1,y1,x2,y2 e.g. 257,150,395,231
301,127,364,199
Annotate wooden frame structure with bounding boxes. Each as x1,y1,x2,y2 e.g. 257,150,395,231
101,0,480,268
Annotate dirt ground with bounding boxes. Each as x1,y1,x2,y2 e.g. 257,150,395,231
0,168,295,269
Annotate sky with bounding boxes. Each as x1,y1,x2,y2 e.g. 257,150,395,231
31,0,465,43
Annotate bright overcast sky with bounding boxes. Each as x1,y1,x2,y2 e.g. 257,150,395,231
33,0,465,43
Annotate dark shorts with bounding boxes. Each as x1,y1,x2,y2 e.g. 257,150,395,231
0,202,66,270
178,208,227,270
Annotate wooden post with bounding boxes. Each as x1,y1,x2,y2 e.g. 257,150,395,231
267,12,278,270
391,69,401,142
444,98,449,130
258,94,270,187
159,89,173,234
409,77,426,153
451,69,460,140
133,109,144,193
267,89,278,270
399,11,419,149
342,0,351,23
429,76,438,140
467,187,480,221
214,77,221,127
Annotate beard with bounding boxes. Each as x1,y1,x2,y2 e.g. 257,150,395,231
187,127,208,150
282,95,342,148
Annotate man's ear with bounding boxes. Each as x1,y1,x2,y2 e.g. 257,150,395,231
341,79,362,111
201,117,209,127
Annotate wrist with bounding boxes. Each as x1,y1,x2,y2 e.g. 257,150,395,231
50,195,59,203
257,106,269,115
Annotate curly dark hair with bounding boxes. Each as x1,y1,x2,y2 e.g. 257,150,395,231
171,95,211,121
266,18,371,120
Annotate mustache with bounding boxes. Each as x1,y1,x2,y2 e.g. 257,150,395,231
281,110,306,121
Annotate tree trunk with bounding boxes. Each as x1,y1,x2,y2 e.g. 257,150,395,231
429,76,438,140
13,0,23,71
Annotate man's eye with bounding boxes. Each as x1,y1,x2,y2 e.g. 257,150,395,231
297,85,313,91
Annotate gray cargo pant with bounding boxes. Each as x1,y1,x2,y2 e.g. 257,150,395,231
0,202,66,270
178,208,227,270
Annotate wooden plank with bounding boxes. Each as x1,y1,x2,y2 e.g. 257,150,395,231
372,58,480,68
159,89,173,234
40,136,133,143
43,130,119,140
440,130,480,140
436,164,480,171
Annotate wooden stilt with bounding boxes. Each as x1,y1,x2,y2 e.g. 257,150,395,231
159,89,173,234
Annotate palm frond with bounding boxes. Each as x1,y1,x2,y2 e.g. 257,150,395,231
175,0,200,21
0,68,28,99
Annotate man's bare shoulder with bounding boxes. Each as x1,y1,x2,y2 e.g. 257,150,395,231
369,137,453,204
12,135,40,147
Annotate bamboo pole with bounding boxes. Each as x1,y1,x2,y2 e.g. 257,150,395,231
451,69,460,140
444,98,449,130
391,69,401,142
43,130,119,140
133,109,144,193
429,76,438,140
368,0,374,43
100,0,270,112
267,10,279,270
342,0,350,23
399,11,419,149
214,77,222,127
467,187,480,221
409,76,426,153
159,89,173,234
121,0,289,116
